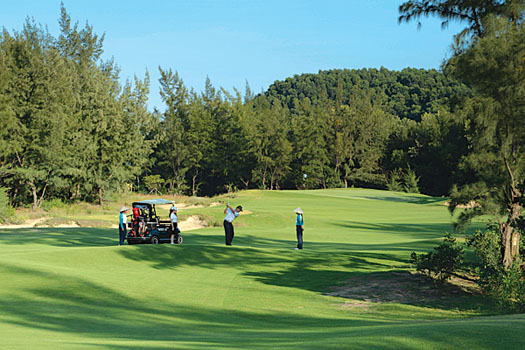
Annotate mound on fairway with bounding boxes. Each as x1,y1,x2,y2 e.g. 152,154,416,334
0,189,523,350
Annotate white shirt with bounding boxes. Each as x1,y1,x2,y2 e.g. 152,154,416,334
170,212,178,223
224,207,239,223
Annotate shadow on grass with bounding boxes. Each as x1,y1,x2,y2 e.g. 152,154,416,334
0,224,439,253
0,263,389,348
0,265,525,350
352,195,446,205
119,235,404,270
334,220,454,238
1,263,521,350
0,227,117,247
0,227,496,316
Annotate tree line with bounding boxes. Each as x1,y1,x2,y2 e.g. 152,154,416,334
0,7,153,208
0,6,474,209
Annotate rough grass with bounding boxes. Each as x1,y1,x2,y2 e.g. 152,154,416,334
0,188,523,350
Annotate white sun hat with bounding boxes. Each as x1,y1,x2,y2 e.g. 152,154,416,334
293,207,303,214
120,206,129,212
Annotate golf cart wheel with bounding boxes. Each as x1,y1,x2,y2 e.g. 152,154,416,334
177,235,183,245
151,235,160,245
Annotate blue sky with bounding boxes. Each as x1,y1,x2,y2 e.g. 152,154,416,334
1,0,464,111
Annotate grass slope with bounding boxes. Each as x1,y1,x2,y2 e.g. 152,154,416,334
0,188,523,349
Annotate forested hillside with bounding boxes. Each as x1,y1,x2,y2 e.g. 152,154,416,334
265,68,469,121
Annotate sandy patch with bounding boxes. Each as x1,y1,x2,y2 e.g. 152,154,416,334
443,200,479,209
333,301,372,310
178,215,207,231
327,271,478,304
240,210,252,215
1,217,47,229
158,203,221,210
52,222,81,228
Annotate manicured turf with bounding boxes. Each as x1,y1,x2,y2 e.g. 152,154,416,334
0,189,523,349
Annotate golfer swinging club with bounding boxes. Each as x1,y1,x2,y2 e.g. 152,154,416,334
223,203,243,246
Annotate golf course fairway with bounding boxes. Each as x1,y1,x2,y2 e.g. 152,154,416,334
1,189,523,349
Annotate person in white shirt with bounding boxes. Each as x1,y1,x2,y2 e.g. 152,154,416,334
170,205,178,245
223,203,243,246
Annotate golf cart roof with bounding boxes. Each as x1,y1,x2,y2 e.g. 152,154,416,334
132,199,174,206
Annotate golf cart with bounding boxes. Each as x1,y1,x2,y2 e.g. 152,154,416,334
126,199,183,245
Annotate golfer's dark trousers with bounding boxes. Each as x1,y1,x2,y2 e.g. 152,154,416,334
296,225,303,249
119,225,126,245
224,220,234,245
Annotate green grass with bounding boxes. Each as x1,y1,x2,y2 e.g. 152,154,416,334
0,188,523,349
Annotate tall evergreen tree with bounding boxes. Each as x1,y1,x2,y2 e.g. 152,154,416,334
447,17,525,267
156,68,190,194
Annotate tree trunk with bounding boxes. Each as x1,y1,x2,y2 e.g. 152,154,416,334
30,181,38,211
511,231,521,258
261,170,266,190
501,202,522,268
192,171,198,196
98,187,104,206
12,185,19,207
29,180,47,211
501,158,522,268
241,177,250,190
71,183,80,199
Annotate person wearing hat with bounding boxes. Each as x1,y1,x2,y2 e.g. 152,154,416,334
169,205,179,245
119,206,129,246
223,203,243,246
294,207,304,250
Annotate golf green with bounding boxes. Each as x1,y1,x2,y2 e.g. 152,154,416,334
0,189,523,349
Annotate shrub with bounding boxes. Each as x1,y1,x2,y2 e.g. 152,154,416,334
0,187,15,223
403,167,420,194
387,169,404,192
468,225,525,312
41,198,68,211
387,168,420,193
410,232,465,282
144,175,165,194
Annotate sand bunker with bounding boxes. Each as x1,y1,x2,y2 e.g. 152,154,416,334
1,217,47,229
178,215,207,231
158,202,222,210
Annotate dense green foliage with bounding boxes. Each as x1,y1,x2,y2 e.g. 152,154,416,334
265,68,469,122
468,226,525,312
410,232,465,282
0,6,154,208
0,187,14,223
399,0,524,308
446,17,525,267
